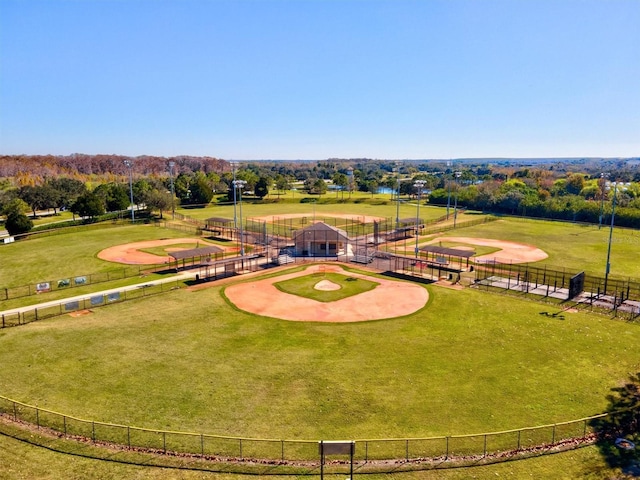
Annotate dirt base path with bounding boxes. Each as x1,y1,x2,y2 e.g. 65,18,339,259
225,264,428,323
428,236,548,263
97,238,218,265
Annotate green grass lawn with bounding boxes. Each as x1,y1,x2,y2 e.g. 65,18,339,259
138,241,210,256
274,272,379,302
1,212,639,476
179,196,448,223
0,224,194,288
0,270,638,441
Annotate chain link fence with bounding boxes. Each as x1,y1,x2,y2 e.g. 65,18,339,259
0,394,628,473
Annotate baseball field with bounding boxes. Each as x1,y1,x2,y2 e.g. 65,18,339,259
0,202,638,479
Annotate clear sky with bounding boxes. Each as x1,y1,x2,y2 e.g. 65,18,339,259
1,0,638,160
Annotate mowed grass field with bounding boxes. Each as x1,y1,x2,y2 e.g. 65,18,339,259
181,197,448,224
1,206,639,478
1,269,638,440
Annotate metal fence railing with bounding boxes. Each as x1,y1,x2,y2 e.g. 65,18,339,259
0,280,183,328
473,261,640,322
0,394,630,474
0,264,171,302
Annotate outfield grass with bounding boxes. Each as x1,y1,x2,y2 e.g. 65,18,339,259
0,269,638,442
178,196,448,223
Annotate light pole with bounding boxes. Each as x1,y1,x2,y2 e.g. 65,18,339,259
453,171,462,227
233,179,247,259
598,173,608,229
231,162,238,231
123,159,134,222
445,161,452,219
414,179,426,258
603,181,628,296
168,161,176,219
395,163,401,231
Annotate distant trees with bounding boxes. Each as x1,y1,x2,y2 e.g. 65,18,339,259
46,177,86,212
71,192,105,220
304,178,327,195
254,177,270,199
2,156,640,228
94,183,130,212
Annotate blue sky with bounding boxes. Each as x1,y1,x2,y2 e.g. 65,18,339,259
1,0,638,160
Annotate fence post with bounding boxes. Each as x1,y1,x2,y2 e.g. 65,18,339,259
281,440,284,461
92,422,95,442
552,424,556,444
239,438,243,459
163,432,166,452
365,441,368,462
128,426,131,447
13,401,17,420
63,415,67,435
406,439,409,461
36,407,39,429
446,436,449,459
517,430,521,450
201,434,204,456
483,434,487,457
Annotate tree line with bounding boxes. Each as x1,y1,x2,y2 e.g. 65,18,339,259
1,155,640,234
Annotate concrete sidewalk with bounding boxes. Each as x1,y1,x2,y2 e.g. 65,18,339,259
0,270,200,317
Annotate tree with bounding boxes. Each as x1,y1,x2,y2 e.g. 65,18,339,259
254,177,270,199
332,172,349,197
94,183,130,212
145,189,173,218
566,173,586,195
18,185,48,217
47,177,86,212
189,177,214,205
71,192,105,220
274,175,291,194
2,198,32,235
5,211,33,235
304,178,327,195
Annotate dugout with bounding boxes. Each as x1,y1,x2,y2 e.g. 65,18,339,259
203,217,235,240
386,218,424,241
196,254,261,281
418,245,475,271
168,245,225,271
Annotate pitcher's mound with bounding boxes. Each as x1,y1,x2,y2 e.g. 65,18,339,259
314,280,341,291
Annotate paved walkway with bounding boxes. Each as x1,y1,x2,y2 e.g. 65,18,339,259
0,270,201,317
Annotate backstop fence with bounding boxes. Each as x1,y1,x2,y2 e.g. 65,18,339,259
1,394,632,473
